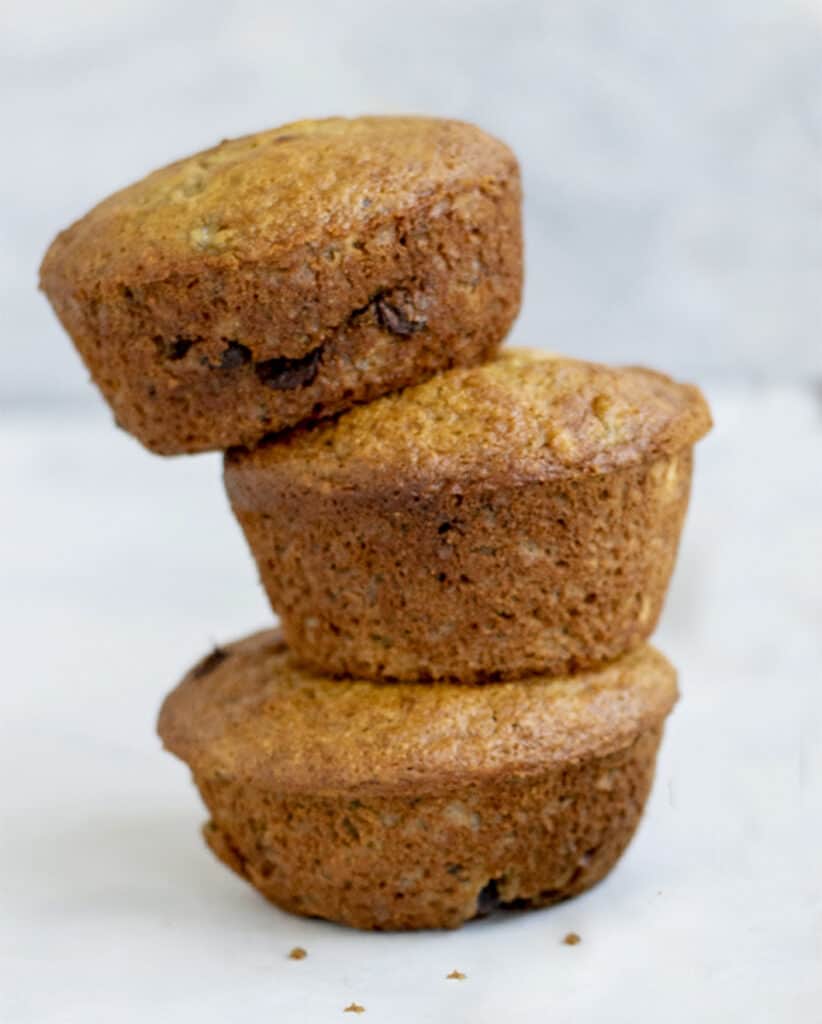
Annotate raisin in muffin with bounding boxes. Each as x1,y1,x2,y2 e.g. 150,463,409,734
40,117,522,454
225,350,711,682
158,629,678,931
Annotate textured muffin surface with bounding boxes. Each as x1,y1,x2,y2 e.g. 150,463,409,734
225,351,711,681
229,349,711,486
40,116,522,453
158,630,677,929
159,630,677,794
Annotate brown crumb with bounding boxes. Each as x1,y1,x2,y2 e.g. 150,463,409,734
563,932,581,946
344,1003,365,1014
447,969,467,980
288,946,307,960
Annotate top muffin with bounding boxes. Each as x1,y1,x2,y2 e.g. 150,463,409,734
40,117,522,454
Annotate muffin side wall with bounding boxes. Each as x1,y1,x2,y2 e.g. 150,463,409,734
196,727,664,930
227,451,694,681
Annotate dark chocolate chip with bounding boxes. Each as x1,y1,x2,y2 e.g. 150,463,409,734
375,298,426,337
437,522,453,535
476,878,502,916
152,334,199,361
168,337,195,360
475,881,555,917
342,817,360,840
501,896,533,911
192,646,228,679
220,340,252,369
255,346,322,390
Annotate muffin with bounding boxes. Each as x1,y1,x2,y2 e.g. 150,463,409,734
39,117,522,454
158,629,678,931
225,350,711,682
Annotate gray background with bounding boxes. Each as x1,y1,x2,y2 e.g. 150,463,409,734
3,0,820,409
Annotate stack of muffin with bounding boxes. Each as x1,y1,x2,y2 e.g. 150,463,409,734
40,116,711,930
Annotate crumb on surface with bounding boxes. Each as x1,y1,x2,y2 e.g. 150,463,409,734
344,1002,365,1014
288,946,307,960
447,969,467,980
563,932,581,946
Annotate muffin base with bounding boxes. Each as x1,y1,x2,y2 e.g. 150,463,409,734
196,727,663,931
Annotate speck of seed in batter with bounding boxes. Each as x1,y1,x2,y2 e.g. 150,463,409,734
288,947,307,960
563,932,581,946
344,1002,365,1014
447,969,467,980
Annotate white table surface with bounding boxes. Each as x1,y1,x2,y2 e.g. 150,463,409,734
2,381,820,1023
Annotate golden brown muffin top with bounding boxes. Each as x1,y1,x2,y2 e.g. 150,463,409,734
40,116,517,290
226,350,712,496
158,630,677,796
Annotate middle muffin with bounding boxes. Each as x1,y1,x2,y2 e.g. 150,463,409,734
225,350,711,682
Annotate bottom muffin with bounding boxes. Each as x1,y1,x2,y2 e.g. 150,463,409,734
158,630,677,930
